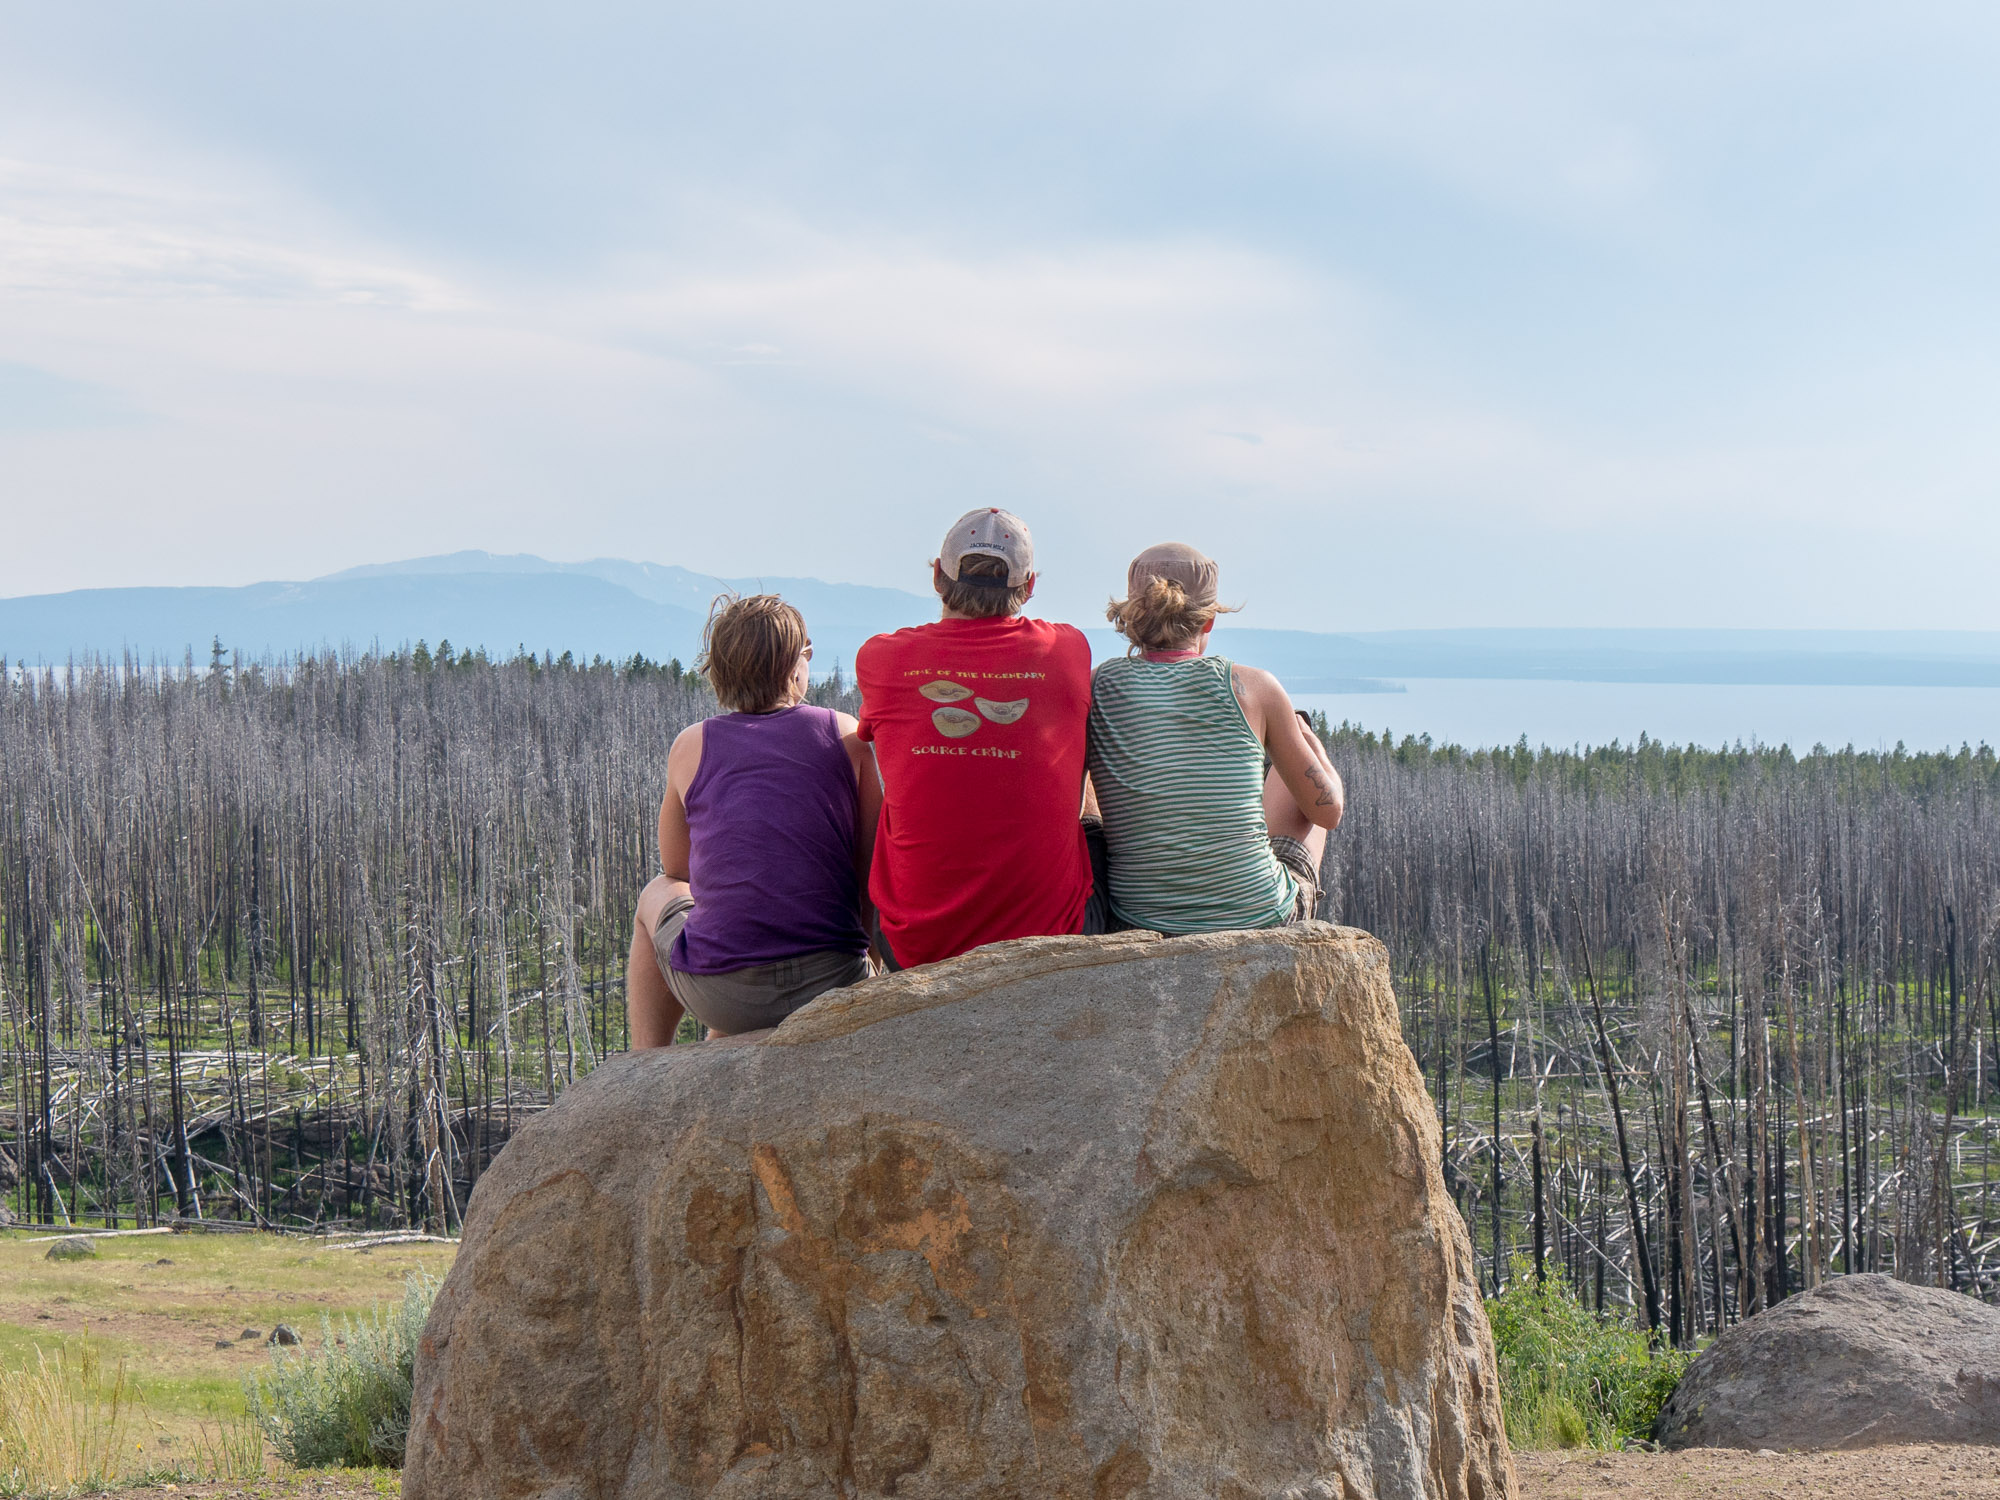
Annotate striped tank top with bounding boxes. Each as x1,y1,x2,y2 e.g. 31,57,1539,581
1086,654,1297,934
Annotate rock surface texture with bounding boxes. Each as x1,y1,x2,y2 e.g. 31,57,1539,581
1658,1273,2000,1450
405,925,1513,1500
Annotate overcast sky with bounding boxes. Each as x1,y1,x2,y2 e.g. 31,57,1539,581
3,2,1997,630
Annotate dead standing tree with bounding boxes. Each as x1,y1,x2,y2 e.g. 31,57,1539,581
1323,724,2000,1334
0,646,729,1231
3,653,1997,1342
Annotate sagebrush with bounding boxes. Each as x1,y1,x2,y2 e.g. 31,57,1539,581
247,1269,439,1468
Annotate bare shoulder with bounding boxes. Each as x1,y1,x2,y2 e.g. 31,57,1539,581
831,710,861,738
1229,661,1288,706
667,721,705,774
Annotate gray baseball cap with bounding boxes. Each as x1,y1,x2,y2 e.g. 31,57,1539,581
939,508,1035,586
1126,541,1219,607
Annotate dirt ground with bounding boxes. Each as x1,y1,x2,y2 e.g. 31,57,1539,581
90,1445,2000,1498
1518,1443,2000,1498
106,1475,397,1498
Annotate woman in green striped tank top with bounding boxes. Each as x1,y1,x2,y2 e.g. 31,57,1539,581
1086,543,1345,935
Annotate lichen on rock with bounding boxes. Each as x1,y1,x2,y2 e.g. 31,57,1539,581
405,924,1514,1499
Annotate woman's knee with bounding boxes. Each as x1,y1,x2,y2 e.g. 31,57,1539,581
633,874,684,939
1261,767,1313,842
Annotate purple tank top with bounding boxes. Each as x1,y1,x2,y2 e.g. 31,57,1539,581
671,704,868,974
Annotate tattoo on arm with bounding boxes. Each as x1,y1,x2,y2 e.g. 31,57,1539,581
1306,766,1340,808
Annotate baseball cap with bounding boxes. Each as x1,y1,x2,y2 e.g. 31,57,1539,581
939,508,1034,587
1126,542,1218,608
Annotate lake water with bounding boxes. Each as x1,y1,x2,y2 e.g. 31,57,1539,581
1288,679,2000,754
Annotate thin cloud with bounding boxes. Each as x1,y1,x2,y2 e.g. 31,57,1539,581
1,2,1998,627
0,155,466,309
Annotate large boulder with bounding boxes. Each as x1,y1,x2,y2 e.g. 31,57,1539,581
1658,1273,2000,1450
405,925,1513,1500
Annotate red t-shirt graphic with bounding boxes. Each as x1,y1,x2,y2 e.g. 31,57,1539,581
856,616,1093,968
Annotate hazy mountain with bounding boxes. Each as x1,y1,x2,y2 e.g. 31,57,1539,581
0,573,700,668
6,551,2000,689
0,553,935,674
322,552,933,647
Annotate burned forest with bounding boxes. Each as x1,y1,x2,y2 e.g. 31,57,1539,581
2,648,1997,1343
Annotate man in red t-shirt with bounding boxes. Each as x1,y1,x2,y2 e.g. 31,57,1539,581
856,508,1096,968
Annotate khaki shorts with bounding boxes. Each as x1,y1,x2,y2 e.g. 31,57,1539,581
652,897,869,1036
1268,836,1323,925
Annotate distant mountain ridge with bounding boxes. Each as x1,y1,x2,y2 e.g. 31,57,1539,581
0,552,938,677
5,550,2000,689
321,551,931,638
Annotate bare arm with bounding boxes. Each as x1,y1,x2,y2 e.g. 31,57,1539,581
1234,665,1344,830
837,713,881,927
657,723,703,882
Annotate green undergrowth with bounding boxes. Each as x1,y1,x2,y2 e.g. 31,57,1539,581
1485,1266,1696,1450
0,1339,263,1495
244,1271,438,1469
0,1335,249,1437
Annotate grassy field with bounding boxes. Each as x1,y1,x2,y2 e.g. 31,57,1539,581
0,1227,455,1490
5,1226,1996,1500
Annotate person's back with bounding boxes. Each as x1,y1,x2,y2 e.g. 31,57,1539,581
675,704,866,973
1088,652,1293,932
857,509,1094,968
1088,542,1345,936
626,594,876,1046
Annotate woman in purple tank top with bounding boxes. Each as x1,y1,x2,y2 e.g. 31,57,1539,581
625,595,879,1043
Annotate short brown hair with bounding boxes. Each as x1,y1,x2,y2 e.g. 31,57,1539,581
1105,576,1238,651
697,594,807,712
937,554,1031,618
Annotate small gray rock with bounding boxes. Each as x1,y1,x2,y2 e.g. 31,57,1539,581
214,1339,233,1349
239,1328,263,1341
44,1236,98,1261
1659,1274,2000,1450
267,1323,302,1347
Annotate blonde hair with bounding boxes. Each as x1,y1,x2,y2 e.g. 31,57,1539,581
697,594,808,712
1105,577,1237,651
